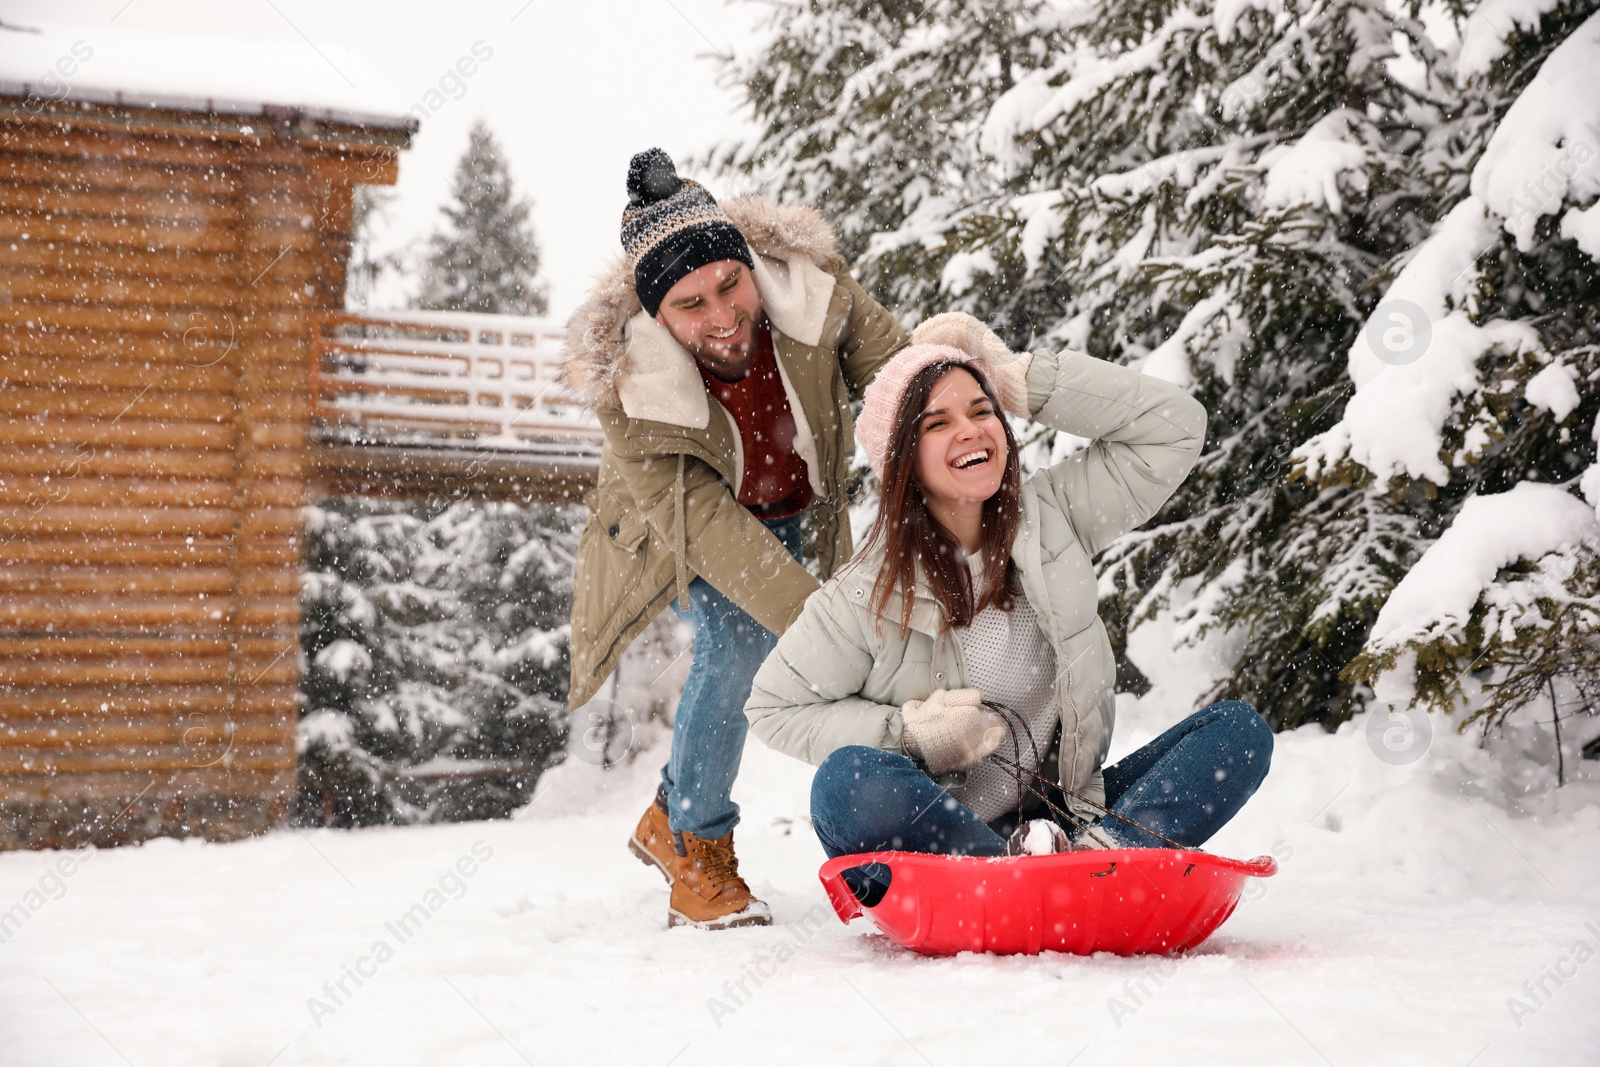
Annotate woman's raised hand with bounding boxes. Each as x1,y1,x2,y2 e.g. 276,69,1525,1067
900,688,1007,775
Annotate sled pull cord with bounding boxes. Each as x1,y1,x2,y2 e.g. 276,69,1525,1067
982,699,1104,841
987,751,1197,852
981,701,1198,853
989,749,1110,844
983,699,1045,829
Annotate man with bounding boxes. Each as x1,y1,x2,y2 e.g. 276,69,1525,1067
563,149,908,929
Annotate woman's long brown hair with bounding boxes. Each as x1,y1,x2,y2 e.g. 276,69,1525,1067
862,362,1023,634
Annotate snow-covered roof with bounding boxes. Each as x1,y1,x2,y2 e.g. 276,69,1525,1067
0,19,414,130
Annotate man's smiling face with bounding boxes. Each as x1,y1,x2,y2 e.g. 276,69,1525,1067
654,260,764,382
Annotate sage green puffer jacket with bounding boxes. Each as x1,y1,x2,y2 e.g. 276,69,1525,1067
744,348,1207,819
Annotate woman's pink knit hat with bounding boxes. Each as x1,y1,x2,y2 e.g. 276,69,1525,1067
855,343,996,478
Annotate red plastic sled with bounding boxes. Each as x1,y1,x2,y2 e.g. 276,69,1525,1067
818,848,1276,957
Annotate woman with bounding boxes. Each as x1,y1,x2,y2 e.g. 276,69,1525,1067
744,313,1272,866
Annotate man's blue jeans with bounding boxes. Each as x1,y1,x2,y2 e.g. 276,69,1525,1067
662,513,805,839
809,700,1273,858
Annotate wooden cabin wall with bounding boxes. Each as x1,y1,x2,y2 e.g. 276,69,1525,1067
0,102,398,849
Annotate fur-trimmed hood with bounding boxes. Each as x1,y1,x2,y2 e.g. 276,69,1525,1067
563,196,847,414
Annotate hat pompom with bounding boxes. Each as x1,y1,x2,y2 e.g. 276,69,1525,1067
627,148,683,207
620,148,754,315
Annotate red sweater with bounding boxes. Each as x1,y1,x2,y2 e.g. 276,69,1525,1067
700,321,814,519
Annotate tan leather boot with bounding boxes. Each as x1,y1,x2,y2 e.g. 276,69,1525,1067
627,788,680,885
667,829,772,930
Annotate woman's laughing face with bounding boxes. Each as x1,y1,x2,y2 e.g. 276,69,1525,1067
913,367,1008,511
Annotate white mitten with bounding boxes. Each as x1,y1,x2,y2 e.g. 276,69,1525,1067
911,312,1032,415
900,688,1007,775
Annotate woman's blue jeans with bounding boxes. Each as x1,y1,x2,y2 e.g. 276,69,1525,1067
662,513,805,838
809,701,1273,858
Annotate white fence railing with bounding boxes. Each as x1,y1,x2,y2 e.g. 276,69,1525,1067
311,309,602,449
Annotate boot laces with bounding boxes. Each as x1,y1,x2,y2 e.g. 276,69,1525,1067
696,838,741,888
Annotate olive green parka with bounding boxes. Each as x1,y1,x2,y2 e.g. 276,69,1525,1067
561,198,909,707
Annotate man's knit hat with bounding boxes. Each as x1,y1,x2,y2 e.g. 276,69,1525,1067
621,148,754,317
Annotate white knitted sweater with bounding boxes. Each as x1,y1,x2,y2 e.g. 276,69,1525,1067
946,555,1060,822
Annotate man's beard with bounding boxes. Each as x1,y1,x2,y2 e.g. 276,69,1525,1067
688,314,761,382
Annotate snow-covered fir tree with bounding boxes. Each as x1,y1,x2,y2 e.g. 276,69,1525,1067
1302,3,1600,753
705,0,1070,266
417,119,549,315
716,0,1599,746
298,500,581,826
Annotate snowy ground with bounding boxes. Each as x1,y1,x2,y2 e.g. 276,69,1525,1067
3,632,1599,1066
